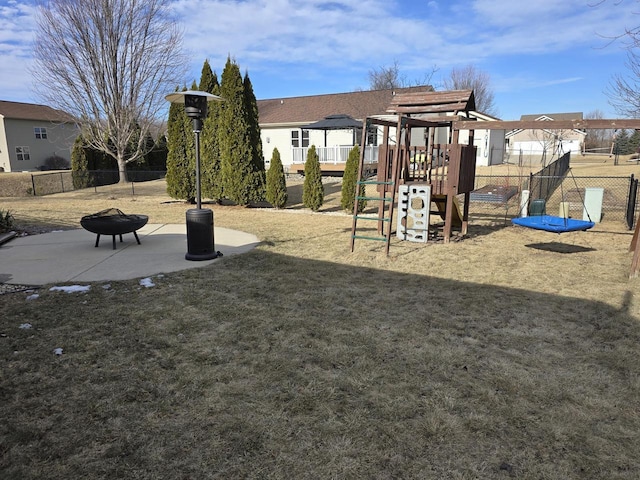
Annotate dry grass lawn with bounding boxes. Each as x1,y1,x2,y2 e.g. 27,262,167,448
2,160,640,479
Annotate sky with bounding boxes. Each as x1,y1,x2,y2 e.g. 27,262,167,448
0,0,638,120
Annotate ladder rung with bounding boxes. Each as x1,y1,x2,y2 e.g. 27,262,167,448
351,235,387,242
353,216,390,222
357,196,391,202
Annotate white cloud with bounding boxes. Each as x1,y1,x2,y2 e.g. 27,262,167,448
0,1,38,101
164,0,636,88
0,0,632,111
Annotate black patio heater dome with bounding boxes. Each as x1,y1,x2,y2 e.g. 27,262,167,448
165,90,224,261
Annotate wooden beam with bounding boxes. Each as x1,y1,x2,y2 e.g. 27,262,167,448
388,90,473,105
388,102,472,114
454,119,640,131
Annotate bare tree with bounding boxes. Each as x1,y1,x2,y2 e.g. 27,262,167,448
368,60,437,90
32,0,187,183
590,1,640,116
531,127,572,166
584,109,615,154
607,48,640,117
442,65,498,116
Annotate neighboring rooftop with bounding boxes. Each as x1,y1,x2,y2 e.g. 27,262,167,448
520,112,583,121
0,100,74,123
257,85,434,125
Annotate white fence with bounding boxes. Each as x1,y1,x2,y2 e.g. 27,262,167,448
292,145,379,164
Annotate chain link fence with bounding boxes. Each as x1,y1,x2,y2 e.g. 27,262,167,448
5,168,638,229
29,170,166,196
470,174,636,227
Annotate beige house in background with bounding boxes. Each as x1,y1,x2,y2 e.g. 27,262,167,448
0,100,78,172
257,86,431,174
257,86,505,174
505,112,586,162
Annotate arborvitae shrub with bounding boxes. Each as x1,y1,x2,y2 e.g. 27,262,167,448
341,145,366,213
302,145,324,211
71,136,92,189
266,148,288,208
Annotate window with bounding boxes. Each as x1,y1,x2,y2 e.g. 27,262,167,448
367,128,378,146
34,127,48,139
16,146,30,161
292,129,310,148
356,127,377,147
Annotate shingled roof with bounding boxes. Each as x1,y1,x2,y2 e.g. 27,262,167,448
257,85,433,125
520,112,583,122
0,100,74,123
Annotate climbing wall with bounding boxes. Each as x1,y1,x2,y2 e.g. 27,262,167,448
396,184,431,243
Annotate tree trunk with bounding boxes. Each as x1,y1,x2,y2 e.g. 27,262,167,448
117,156,128,184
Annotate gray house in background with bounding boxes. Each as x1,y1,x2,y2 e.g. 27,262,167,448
0,100,78,172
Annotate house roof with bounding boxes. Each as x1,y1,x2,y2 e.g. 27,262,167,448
520,112,583,121
0,100,74,123
506,111,587,138
257,85,433,125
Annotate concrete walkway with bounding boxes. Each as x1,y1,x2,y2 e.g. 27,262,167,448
0,224,260,286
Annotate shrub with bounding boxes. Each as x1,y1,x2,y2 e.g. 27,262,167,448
302,145,324,211
341,145,366,213
43,155,70,170
0,209,14,233
266,148,288,208
71,136,93,189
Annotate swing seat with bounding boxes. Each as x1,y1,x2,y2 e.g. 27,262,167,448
512,215,595,233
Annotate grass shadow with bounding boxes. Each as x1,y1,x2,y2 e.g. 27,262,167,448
1,249,638,478
525,241,597,253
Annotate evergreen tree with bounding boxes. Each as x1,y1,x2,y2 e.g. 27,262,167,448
218,57,263,205
199,60,224,201
218,57,251,204
629,129,640,155
266,148,287,208
144,134,168,171
615,129,631,155
244,72,266,201
71,135,92,189
341,145,366,212
302,145,324,211
166,86,196,202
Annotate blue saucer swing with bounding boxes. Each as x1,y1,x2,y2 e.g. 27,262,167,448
511,171,595,234
512,215,595,233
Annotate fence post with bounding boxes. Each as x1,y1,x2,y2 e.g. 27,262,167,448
60,172,65,193
31,175,37,196
626,174,638,230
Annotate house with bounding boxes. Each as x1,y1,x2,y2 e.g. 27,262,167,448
457,111,506,167
0,100,78,172
505,112,586,162
257,86,504,173
257,86,431,174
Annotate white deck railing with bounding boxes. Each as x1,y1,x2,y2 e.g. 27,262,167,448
292,145,379,164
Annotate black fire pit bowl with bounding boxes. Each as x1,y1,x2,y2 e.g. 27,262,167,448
81,208,149,249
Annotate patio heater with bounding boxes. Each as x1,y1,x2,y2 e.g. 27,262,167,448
165,90,224,261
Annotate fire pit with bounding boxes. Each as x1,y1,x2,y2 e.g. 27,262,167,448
80,208,148,250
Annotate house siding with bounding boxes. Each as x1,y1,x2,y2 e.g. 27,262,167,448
262,126,359,168
3,118,77,172
0,116,9,172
